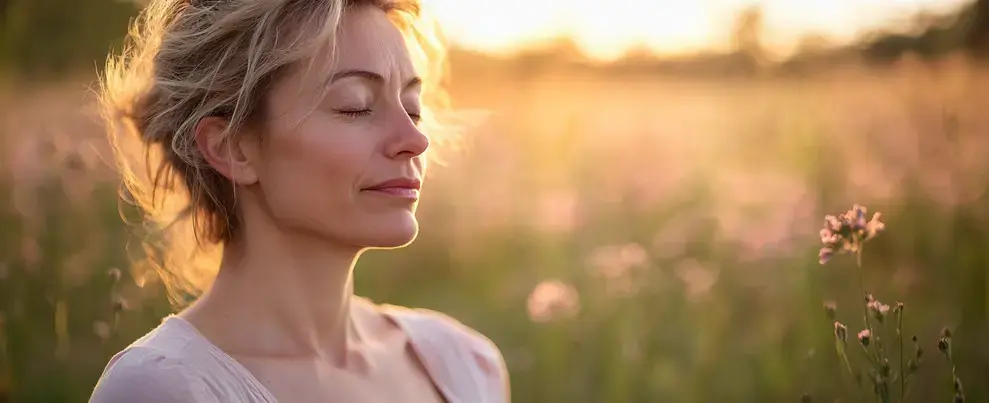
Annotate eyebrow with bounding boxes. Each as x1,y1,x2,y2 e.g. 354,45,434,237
330,69,421,90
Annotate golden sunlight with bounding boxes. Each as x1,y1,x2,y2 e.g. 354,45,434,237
422,0,972,59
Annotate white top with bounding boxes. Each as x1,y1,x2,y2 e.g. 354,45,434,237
89,306,509,403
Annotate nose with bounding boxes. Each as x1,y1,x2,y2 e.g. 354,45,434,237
385,113,429,159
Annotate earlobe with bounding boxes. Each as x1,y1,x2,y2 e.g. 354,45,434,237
193,116,259,186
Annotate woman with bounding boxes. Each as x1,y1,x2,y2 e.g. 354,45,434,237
89,0,509,402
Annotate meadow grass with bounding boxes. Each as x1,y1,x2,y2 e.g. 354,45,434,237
0,56,986,402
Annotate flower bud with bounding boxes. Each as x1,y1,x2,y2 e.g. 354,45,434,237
823,302,837,321
112,295,129,313
867,299,890,324
938,337,951,356
834,322,848,343
108,268,122,284
858,329,871,347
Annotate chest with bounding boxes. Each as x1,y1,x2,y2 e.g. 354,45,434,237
238,348,450,403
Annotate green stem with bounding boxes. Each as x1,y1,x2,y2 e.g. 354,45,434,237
902,383,914,401
836,341,866,403
857,247,882,403
897,315,904,402
840,348,854,374
859,344,880,367
857,250,872,334
948,355,959,397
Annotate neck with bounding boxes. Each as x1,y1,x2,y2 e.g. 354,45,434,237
187,216,366,364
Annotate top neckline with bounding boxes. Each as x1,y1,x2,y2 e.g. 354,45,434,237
162,306,453,403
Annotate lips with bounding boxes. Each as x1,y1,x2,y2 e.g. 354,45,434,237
362,178,421,199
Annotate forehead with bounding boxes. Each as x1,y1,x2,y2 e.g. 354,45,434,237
332,6,417,78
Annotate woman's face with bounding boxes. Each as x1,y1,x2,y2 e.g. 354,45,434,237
252,6,428,249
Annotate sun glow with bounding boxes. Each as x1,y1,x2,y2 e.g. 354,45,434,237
422,0,971,60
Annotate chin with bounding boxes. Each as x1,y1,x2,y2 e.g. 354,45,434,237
361,213,420,249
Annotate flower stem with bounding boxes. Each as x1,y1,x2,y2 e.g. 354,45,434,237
859,344,880,367
897,314,904,403
835,342,864,401
856,247,863,271
857,250,871,331
856,248,882,403
840,346,854,374
856,249,875,352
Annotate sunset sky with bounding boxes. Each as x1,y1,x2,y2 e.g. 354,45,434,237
421,0,972,59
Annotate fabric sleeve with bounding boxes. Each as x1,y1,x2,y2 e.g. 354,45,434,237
90,347,220,403
420,309,512,402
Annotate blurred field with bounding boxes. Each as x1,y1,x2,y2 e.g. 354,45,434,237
0,51,988,402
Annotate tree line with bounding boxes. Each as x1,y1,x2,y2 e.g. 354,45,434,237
1,0,988,80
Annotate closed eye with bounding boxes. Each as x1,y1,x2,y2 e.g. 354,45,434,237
336,108,420,124
336,109,372,118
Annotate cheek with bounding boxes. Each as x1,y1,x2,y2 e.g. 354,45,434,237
260,116,372,219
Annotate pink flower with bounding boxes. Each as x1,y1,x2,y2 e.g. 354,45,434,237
526,280,580,323
867,299,890,323
865,212,885,240
817,204,886,265
819,247,834,264
857,329,872,346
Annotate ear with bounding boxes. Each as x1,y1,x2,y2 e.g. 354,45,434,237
194,116,259,186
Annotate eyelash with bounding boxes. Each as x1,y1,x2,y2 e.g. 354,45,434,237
337,109,422,123
338,109,372,118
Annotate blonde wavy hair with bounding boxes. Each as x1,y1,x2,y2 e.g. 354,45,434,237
99,0,452,306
